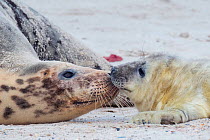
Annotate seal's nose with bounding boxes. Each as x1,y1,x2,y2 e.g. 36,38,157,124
111,67,118,76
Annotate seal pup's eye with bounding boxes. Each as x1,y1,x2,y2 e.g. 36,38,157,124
138,68,145,78
58,69,77,80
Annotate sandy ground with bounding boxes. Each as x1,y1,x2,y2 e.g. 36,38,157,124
1,0,210,139
0,107,209,140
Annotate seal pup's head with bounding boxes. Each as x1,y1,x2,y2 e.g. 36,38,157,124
0,61,119,124
110,54,176,102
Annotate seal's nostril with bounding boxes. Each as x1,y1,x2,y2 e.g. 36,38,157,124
111,67,117,75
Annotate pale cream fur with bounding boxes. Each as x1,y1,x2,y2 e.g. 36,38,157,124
111,54,210,124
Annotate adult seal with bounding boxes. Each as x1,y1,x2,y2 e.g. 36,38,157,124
0,0,129,107
0,0,110,70
111,54,210,124
0,6,118,125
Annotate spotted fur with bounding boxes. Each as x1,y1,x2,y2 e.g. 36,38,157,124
16,79,24,85
3,107,15,119
0,1,118,125
0,62,118,124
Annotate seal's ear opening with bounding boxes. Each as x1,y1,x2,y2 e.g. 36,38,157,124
58,69,77,80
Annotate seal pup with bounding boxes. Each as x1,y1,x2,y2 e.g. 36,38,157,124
0,8,118,125
111,54,210,124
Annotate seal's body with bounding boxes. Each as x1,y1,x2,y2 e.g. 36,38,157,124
0,7,118,125
111,54,210,124
0,0,110,71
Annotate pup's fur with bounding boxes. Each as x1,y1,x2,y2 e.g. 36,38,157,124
111,54,210,124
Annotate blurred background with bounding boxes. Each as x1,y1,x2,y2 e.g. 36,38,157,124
21,0,210,65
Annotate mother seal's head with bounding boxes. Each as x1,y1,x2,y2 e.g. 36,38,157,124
0,62,118,125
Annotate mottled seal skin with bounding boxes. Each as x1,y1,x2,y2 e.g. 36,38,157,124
0,62,118,125
0,0,131,107
0,5,118,125
111,54,210,124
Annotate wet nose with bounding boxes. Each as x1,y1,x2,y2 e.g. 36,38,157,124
111,67,118,75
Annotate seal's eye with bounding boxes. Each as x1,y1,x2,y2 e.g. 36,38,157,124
138,68,145,78
63,71,74,78
59,69,76,80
